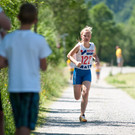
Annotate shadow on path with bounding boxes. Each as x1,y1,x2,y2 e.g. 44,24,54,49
42,118,135,128
32,133,111,135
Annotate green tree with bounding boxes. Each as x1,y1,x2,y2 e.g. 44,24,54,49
123,6,135,65
43,0,89,59
88,3,119,63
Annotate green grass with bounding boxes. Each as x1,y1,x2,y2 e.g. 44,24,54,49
0,68,15,135
35,64,69,129
105,73,135,99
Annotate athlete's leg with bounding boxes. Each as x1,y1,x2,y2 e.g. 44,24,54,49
81,81,91,115
70,71,73,80
71,72,73,80
73,68,82,100
74,85,82,100
117,58,121,67
97,72,100,80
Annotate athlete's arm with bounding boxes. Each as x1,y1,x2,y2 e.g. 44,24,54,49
40,58,47,71
93,46,99,64
67,44,81,67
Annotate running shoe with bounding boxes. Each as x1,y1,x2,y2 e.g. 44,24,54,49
79,114,87,122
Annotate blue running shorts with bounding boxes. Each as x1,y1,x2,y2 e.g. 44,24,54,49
73,68,92,85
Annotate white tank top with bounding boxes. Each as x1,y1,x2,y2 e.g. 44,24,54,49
75,42,95,70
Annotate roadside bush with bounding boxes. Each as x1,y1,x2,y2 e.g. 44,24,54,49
0,68,15,135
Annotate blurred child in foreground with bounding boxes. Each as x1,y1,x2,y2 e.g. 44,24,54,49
0,3,52,135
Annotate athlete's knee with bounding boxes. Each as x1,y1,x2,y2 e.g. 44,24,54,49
74,95,81,100
82,88,89,94
75,97,80,100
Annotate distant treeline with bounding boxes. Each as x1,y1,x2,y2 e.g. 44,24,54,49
88,0,135,23
1,0,135,66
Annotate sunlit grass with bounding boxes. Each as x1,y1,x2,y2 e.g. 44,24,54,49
105,73,135,99
36,64,69,128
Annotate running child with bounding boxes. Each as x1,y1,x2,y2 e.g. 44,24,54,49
67,59,75,80
0,3,52,135
67,26,99,122
95,62,101,83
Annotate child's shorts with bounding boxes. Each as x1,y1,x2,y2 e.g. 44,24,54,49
96,72,100,75
10,92,39,130
73,68,91,85
0,93,2,111
117,57,123,64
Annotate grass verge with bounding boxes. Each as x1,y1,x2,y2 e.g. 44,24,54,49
105,73,135,99
32,64,69,133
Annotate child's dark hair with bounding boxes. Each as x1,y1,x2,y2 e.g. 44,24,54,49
18,3,37,24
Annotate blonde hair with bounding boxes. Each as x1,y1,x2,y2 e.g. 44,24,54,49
80,26,92,36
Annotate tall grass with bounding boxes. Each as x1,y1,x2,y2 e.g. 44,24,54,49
0,64,68,135
0,68,15,135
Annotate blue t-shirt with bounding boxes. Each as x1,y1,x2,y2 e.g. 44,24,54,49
0,7,3,44
0,30,52,92
0,7,2,13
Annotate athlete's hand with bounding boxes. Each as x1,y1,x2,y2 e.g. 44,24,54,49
76,61,82,67
94,55,100,65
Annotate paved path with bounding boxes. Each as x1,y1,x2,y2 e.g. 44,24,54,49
33,66,135,135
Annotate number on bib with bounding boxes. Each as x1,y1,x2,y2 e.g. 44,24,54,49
81,56,92,64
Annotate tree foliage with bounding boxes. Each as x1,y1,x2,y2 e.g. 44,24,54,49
42,0,89,58
88,3,118,62
88,0,135,23
1,0,135,64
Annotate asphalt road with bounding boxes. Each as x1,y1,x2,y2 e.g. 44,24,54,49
33,66,135,135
